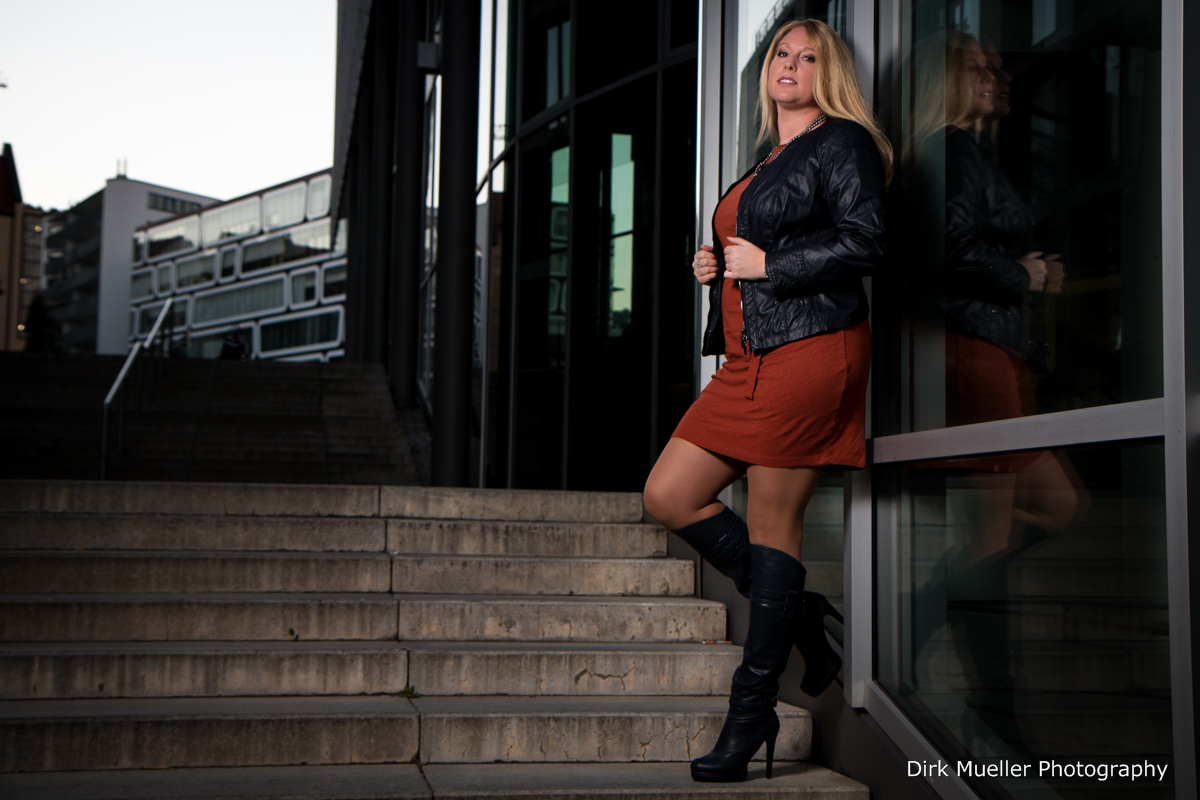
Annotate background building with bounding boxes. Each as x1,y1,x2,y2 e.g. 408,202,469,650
0,144,45,352
41,176,216,354
130,170,346,362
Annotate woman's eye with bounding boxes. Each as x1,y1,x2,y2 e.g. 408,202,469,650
802,55,815,62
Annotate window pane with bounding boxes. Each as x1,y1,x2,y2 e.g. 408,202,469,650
176,254,217,289
201,197,261,246
879,1,1163,435
157,265,172,294
147,216,199,259
323,264,347,299
576,0,655,95
241,221,332,275
263,183,307,231
292,271,317,305
131,271,153,301
260,309,341,354
878,441,1171,799
307,175,332,219
193,277,286,325
132,232,145,264
521,0,569,120
220,249,237,280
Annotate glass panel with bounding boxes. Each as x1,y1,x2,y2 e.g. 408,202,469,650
201,197,261,246
220,249,237,280
333,218,348,255
512,116,569,487
131,271,153,301
576,0,656,95
262,183,307,231
307,174,332,219
492,0,516,152
241,221,332,275
186,329,236,359
737,1,848,174
157,264,172,294
260,310,341,354
521,0,569,120
322,263,347,299
669,0,699,49
878,441,1171,799
193,277,286,325
138,303,163,336
567,78,655,489
132,232,145,263
146,216,199,259
176,254,217,289
291,271,318,305
880,0,1163,435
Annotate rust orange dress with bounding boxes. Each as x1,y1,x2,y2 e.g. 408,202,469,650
672,146,871,469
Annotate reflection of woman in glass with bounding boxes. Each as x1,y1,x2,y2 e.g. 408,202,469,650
906,30,1084,754
642,19,891,783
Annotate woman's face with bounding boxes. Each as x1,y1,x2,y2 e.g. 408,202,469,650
984,48,1011,121
965,43,995,122
767,28,818,110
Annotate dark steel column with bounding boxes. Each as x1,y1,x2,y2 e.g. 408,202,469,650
431,0,481,486
365,7,398,364
389,0,427,407
345,60,374,361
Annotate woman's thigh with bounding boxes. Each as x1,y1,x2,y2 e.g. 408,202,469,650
643,437,745,530
744,464,823,560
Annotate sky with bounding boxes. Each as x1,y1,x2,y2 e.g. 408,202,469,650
0,0,337,211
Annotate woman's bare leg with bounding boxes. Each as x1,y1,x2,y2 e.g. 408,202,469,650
643,438,745,530
744,465,823,561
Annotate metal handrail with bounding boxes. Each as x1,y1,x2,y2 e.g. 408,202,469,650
100,298,173,479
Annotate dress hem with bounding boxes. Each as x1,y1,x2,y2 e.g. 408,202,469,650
671,435,865,471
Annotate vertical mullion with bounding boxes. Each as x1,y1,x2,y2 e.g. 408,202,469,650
561,0,577,490
649,0,666,469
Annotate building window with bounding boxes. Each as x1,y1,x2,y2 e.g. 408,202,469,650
176,253,217,290
148,193,203,215
201,197,261,247
220,248,237,281
259,308,342,356
290,269,318,307
156,264,172,295
192,276,286,326
322,262,347,300
241,221,331,275
263,182,307,231
131,271,154,301
307,174,332,219
146,216,200,260
132,232,145,264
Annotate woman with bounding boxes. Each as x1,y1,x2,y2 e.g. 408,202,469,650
642,19,891,783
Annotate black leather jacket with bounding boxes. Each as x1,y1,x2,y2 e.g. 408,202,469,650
702,118,887,356
943,127,1032,353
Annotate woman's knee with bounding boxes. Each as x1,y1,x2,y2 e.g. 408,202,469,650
642,472,679,528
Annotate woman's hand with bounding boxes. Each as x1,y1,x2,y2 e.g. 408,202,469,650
692,245,719,285
724,237,767,281
1019,251,1047,291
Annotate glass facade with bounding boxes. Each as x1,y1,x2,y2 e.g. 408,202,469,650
259,308,342,355
192,276,286,326
201,197,261,247
263,182,307,231
175,253,217,290
241,221,332,275
146,216,200,260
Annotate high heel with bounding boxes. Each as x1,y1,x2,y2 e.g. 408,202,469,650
793,591,843,697
691,545,803,782
672,505,752,598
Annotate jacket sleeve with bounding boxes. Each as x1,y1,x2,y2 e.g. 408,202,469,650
762,141,887,298
943,145,1029,305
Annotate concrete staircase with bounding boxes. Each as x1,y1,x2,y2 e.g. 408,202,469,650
0,479,867,799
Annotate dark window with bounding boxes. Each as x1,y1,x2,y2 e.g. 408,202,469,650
220,249,237,280
260,310,340,354
241,222,331,275
668,0,698,49
575,0,657,96
323,264,347,299
521,0,570,120
148,192,202,215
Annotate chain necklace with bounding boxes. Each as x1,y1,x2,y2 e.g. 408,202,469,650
752,114,827,177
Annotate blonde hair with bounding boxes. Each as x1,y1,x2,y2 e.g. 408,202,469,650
757,19,893,184
904,30,985,162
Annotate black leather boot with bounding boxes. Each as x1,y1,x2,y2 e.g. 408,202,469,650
793,591,844,696
672,505,752,598
691,545,804,782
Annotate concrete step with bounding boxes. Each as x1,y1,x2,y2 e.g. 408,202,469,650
0,762,869,799
393,555,693,597
406,642,741,696
411,695,811,764
0,696,419,772
0,642,409,699
387,519,666,558
0,481,381,517
0,552,391,593
0,593,399,642
0,513,387,552
381,486,643,523
397,595,725,643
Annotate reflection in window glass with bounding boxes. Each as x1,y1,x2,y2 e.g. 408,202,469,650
737,1,847,173
260,309,341,354
292,271,317,305
220,249,237,280
333,218,348,255
131,271,153,301
607,134,635,337
176,254,217,289
307,175,332,219
323,264,347,299
157,264,172,294
878,441,1171,799
193,277,285,325
147,216,199,259
263,183,307,230
521,0,569,120
882,1,1162,435
202,197,261,246
241,222,332,275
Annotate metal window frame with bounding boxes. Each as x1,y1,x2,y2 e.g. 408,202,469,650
306,174,333,220
321,259,349,302
288,267,321,311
